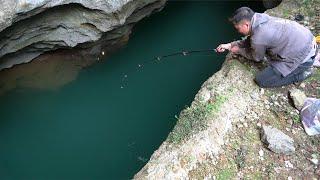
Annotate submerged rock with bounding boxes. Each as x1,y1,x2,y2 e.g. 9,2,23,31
0,0,166,70
261,125,295,155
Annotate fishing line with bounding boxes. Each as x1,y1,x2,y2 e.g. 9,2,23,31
120,48,218,89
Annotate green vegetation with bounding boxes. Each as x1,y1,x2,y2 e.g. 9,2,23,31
292,114,300,124
216,159,237,180
216,168,235,180
168,95,228,144
298,0,318,17
305,69,320,83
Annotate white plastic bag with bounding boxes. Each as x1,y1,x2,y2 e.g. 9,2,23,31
300,98,320,135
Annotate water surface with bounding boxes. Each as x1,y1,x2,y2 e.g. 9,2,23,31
0,1,263,179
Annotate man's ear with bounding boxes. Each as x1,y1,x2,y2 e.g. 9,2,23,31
245,21,250,28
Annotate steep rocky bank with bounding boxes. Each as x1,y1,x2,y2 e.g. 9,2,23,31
134,0,320,179
0,0,166,70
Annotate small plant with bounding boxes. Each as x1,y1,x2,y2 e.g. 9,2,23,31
168,95,228,144
292,114,300,124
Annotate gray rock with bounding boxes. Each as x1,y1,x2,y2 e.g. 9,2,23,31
261,125,295,155
0,0,166,70
289,88,307,110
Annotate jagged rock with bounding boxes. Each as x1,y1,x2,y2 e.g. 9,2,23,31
289,88,307,110
0,0,166,70
261,125,295,155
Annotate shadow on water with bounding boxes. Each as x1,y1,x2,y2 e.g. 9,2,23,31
0,1,266,179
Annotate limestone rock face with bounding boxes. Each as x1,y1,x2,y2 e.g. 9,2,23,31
0,0,166,70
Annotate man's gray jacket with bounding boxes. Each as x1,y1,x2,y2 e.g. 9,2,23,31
231,13,316,77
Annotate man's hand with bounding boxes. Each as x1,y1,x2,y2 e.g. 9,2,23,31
215,43,231,53
230,45,240,53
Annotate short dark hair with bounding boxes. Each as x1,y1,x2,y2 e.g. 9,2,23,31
229,7,255,24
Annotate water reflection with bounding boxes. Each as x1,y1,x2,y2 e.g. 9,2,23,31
0,35,129,96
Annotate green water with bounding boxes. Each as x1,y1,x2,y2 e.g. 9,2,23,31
0,1,264,179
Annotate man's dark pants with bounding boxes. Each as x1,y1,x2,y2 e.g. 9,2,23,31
255,58,315,88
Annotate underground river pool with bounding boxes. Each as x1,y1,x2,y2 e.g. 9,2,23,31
0,1,265,179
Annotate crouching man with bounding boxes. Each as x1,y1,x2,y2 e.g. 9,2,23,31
216,7,318,88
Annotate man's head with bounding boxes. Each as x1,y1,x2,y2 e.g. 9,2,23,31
229,7,255,36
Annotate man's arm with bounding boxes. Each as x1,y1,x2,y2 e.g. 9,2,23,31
231,37,267,62
216,37,252,54
216,36,267,61
230,36,251,49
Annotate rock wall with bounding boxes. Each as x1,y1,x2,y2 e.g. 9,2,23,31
0,0,166,70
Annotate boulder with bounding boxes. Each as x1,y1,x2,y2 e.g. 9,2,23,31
261,125,295,155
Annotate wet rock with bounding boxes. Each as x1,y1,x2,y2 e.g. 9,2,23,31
289,88,307,110
261,125,295,155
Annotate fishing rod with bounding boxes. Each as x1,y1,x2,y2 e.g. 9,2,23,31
120,48,219,88
154,48,217,61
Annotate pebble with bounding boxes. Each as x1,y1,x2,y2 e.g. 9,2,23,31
274,167,281,173
311,158,319,165
237,124,243,128
243,122,248,128
285,160,294,168
300,83,306,88
257,122,262,127
288,176,293,180
266,105,270,110
260,88,265,95
259,149,264,157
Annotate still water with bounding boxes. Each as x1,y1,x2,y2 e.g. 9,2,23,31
0,1,264,179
